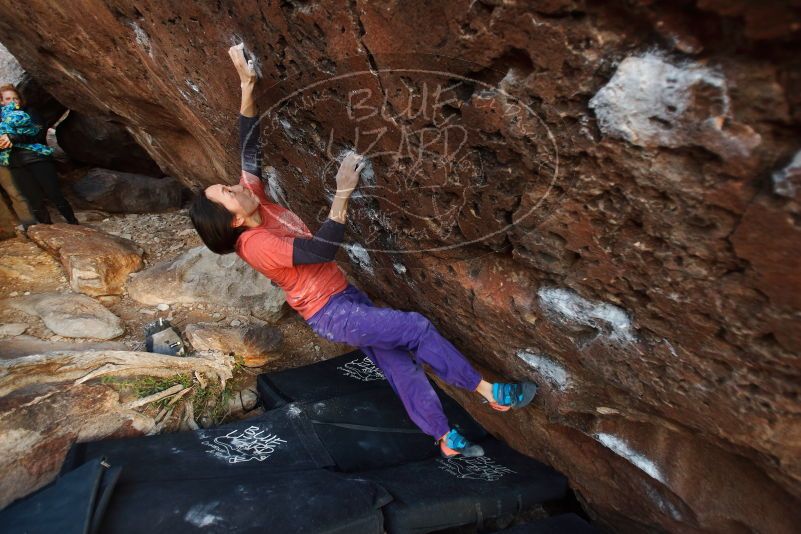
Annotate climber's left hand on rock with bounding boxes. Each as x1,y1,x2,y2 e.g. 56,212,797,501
228,43,257,87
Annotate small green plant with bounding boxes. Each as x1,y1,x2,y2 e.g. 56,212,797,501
101,357,246,426
102,374,192,408
192,378,236,425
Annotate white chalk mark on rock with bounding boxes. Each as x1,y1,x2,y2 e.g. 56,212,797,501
264,166,289,208
772,150,801,198
537,287,636,343
596,433,664,483
589,51,760,160
662,339,678,357
345,243,373,274
130,22,152,57
516,349,569,390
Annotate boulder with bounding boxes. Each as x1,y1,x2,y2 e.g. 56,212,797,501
0,238,64,294
226,387,259,416
0,349,233,508
71,168,183,213
27,223,143,297
127,246,286,322
185,322,283,367
5,292,124,339
56,112,162,175
2,2,801,531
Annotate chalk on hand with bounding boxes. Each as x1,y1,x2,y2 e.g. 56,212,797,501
337,148,374,184
232,40,261,79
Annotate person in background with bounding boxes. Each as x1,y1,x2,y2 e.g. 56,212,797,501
0,165,35,229
189,44,538,459
0,84,78,226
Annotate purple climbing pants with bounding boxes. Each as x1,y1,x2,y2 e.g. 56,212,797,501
306,283,483,440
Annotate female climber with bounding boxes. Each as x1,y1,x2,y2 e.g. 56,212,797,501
190,44,537,458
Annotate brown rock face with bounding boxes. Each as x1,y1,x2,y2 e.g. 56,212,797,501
1,2,800,532
27,223,144,297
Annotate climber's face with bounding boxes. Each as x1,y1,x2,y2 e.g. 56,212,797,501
204,183,259,227
1,90,21,107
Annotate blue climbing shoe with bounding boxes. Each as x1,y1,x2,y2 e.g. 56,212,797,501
489,382,538,412
439,428,484,458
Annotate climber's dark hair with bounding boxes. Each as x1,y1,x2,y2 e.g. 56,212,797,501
189,192,245,255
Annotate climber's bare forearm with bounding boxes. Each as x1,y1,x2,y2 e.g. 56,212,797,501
328,191,351,224
228,43,257,116
240,80,256,117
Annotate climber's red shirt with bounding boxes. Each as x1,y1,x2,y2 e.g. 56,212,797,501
235,173,348,320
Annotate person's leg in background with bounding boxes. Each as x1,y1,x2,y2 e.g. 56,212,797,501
0,166,35,226
10,164,51,224
26,160,78,224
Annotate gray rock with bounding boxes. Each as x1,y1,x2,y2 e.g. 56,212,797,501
589,52,761,160
72,168,183,213
227,387,259,416
127,246,286,322
6,293,124,340
0,323,28,337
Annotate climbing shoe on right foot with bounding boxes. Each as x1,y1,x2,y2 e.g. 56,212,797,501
488,382,538,412
439,428,485,458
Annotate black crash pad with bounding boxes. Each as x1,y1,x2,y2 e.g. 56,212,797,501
299,387,486,472
498,513,598,533
347,439,568,534
0,457,118,534
257,349,391,409
60,407,333,484
97,469,391,534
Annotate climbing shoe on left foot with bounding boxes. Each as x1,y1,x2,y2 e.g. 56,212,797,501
439,428,484,458
488,382,538,412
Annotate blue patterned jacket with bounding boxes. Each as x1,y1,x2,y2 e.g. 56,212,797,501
0,102,54,166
